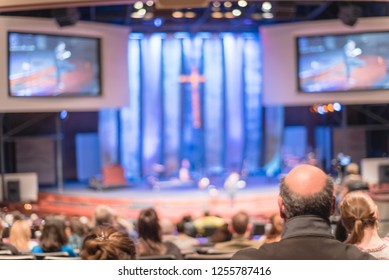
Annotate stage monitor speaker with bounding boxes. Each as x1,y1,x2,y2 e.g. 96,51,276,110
379,164,389,184
156,0,209,9
338,5,361,27
6,180,20,202
52,8,80,27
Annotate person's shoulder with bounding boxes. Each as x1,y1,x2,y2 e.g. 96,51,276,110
342,243,377,260
231,243,276,260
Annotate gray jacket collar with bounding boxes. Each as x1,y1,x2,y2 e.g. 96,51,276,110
281,215,334,240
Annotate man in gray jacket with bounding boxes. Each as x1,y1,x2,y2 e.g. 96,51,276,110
232,164,375,260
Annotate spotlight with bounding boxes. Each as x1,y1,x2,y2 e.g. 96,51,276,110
60,110,68,120
338,5,361,27
333,102,342,112
154,18,163,27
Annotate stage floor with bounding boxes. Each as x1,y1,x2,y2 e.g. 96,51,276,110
36,176,280,222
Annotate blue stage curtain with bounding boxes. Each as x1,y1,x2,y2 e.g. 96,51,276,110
120,37,142,179
100,32,263,179
99,109,119,166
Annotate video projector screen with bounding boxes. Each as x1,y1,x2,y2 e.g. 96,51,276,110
296,31,389,93
8,31,102,97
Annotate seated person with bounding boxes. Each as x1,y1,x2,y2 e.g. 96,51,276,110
214,211,263,252
340,191,389,259
31,216,77,257
80,225,136,260
136,208,183,259
0,218,19,255
232,164,375,260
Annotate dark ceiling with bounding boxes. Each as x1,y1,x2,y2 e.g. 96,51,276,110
1,1,389,33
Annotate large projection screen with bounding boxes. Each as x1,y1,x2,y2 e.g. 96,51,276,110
0,16,130,112
261,17,389,106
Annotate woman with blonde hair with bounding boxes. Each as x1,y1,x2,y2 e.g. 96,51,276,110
9,220,37,252
339,191,389,259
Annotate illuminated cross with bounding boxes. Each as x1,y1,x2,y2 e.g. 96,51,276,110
180,66,206,128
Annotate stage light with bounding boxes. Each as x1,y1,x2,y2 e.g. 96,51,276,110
232,9,242,16
328,103,334,112
24,203,32,210
138,8,147,16
211,12,223,18
238,0,247,8
263,12,274,19
60,110,68,120
224,12,234,18
333,102,342,112
134,1,144,9
185,11,196,18
262,1,272,12
213,1,221,8
224,1,232,8
146,0,154,7
317,106,325,115
172,11,184,18
154,18,163,27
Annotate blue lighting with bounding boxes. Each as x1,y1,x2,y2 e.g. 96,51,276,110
317,106,325,115
60,110,68,120
154,18,163,27
333,102,342,112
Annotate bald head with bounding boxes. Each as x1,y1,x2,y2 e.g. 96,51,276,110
279,165,334,220
285,164,328,197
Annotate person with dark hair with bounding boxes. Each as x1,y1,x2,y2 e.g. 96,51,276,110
80,225,136,260
136,208,183,259
214,211,263,252
31,216,77,257
340,191,389,259
0,217,19,255
232,164,375,260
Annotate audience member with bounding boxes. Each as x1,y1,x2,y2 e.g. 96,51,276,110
214,211,263,251
160,218,198,252
136,208,183,259
0,217,19,255
338,163,368,200
232,164,375,260
80,225,136,260
193,211,225,236
209,223,232,243
67,217,89,250
93,205,116,227
261,213,283,244
339,191,389,259
9,220,38,252
31,216,77,257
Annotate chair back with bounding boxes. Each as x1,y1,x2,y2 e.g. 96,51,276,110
0,255,36,260
138,254,176,260
0,250,12,255
44,256,81,260
184,253,233,260
32,251,69,260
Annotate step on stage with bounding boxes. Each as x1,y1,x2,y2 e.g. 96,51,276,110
36,176,280,221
